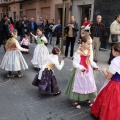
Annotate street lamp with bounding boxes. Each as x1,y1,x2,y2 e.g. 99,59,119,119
61,0,68,54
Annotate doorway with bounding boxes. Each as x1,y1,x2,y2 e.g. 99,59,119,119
81,4,91,24
78,4,92,38
13,12,16,22
55,3,69,25
57,8,66,25
26,9,36,22
41,7,50,22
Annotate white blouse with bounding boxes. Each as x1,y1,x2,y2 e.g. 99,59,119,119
109,56,120,75
44,54,64,70
16,40,27,51
73,51,98,71
38,54,64,80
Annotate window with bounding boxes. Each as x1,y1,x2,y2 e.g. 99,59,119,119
8,7,10,11
19,11,23,18
20,4,22,9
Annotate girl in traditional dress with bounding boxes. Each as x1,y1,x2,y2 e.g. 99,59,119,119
1,30,28,78
91,43,120,120
65,36,98,109
30,27,49,68
32,47,64,95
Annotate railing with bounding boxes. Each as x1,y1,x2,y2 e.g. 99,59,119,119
0,0,45,6
0,0,24,5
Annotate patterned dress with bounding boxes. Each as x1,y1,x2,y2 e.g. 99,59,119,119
31,34,49,68
32,54,64,95
65,49,98,101
91,56,120,120
1,38,28,71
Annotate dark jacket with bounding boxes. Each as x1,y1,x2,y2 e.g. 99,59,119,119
20,20,30,35
56,24,62,35
0,21,5,45
49,23,54,32
30,21,37,32
65,22,79,37
15,20,22,36
90,22,105,41
40,23,49,38
1,19,9,38
4,24,9,40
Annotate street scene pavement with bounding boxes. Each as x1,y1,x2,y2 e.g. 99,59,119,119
0,42,109,120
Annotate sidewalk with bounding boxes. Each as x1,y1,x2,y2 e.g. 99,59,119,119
0,43,110,120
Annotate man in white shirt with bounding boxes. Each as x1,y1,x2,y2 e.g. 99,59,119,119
108,14,120,64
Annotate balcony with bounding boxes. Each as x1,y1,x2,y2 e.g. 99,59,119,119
0,0,47,7
0,0,24,7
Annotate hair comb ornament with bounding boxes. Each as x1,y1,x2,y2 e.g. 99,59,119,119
55,48,58,54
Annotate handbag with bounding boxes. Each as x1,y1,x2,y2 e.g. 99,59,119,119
111,34,118,42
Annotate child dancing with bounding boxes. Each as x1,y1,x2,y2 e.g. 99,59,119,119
1,30,28,78
65,36,98,109
30,27,49,68
91,43,120,120
32,47,64,95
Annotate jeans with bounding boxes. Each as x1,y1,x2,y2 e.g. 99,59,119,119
56,33,61,45
48,32,52,44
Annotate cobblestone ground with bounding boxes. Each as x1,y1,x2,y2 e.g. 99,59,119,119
0,42,109,120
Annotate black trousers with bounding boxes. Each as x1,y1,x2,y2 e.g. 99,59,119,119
65,37,76,57
56,33,61,45
44,35,48,46
108,43,115,64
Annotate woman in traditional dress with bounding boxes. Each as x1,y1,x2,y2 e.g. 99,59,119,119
32,47,64,95
1,30,28,77
65,36,98,109
30,27,49,68
91,43,120,120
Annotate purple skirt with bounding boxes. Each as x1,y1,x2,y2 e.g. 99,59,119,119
32,68,59,95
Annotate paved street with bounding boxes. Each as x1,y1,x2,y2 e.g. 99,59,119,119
0,42,109,120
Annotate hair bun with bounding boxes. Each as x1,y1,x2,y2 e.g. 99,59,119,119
8,29,17,38
52,46,61,55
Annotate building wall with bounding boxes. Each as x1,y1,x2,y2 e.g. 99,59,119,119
0,7,3,20
0,7,7,20
22,0,71,23
8,3,20,21
0,0,71,22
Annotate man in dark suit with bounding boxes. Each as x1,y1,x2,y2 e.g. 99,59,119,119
20,16,30,41
15,17,22,36
30,18,37,43
90,15,105,63
0,15,9,51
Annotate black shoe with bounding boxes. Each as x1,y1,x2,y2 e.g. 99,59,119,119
54,91,61,96
69,56,74,60
94,60,98,63
108,61,110,65
63,56,67,60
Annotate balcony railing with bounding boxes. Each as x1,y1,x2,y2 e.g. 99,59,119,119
0,0,46,6
0,0,24,6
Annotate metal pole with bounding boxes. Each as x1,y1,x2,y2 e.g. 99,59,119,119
61,0,66,54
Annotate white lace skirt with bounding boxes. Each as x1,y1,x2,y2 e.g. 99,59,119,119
1,50,28,71
31,44,49,68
